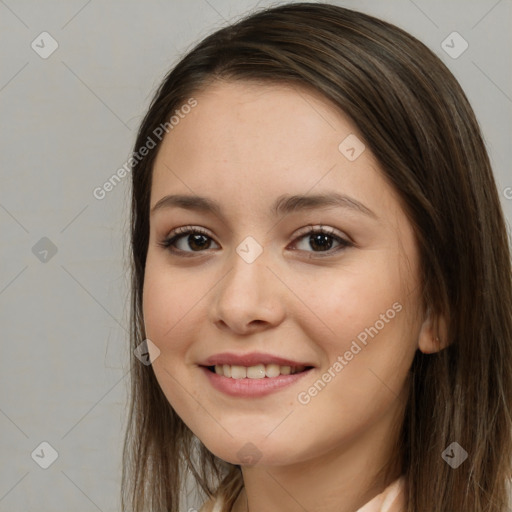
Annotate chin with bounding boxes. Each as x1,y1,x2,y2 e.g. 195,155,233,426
197,433,303,468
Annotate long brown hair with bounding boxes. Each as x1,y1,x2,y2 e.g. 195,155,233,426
122,3,512,511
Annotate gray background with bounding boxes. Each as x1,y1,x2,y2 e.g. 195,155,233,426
0,0,510,511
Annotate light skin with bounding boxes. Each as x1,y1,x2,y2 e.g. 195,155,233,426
142,80,447,512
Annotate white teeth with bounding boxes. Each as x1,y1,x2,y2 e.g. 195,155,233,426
247,364,266,379
265,363,281,378
213,363,307,378
231,365,247,379
280,365,291,375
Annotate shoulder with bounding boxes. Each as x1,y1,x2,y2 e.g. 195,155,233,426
356,476,406,512
380,476,406,512
199,495,223,512
198,498,213,512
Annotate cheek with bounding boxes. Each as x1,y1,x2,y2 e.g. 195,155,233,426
290,258,416,404
142,262,199,365
309,266,413,372
140,246,204,426
142,261,207,421
292,259,407,352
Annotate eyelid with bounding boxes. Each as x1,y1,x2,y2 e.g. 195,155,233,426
291,224,349,242
167,225,212,238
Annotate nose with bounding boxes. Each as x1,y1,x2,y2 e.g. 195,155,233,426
210,250,286,335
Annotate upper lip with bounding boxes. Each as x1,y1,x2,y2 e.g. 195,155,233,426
199,352,314,368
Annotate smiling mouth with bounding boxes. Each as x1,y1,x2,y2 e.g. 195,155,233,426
205,363,313,379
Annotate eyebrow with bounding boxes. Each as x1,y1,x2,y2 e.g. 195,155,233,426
150,192,377,220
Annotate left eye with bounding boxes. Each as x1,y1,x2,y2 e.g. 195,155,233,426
158,226,352,256
292,227,352,254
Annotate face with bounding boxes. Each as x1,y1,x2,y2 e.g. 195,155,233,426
142,80,425,468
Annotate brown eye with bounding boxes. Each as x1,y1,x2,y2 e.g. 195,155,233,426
291,226,352,256
158,227,219,255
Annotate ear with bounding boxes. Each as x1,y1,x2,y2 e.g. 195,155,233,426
417,305,449,354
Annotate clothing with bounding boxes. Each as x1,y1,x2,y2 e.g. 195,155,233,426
355,476,406,512
201,476,406,512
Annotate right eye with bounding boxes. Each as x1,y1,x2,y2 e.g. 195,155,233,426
158,226,220,255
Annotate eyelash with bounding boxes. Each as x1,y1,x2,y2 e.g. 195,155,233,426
157,225,353,258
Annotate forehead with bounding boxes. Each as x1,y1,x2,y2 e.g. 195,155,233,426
150,80,403,223
170,79,350,152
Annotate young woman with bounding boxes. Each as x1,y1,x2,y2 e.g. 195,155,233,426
121,3,512,511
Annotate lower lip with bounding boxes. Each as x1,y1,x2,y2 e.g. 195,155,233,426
200,366,313,397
